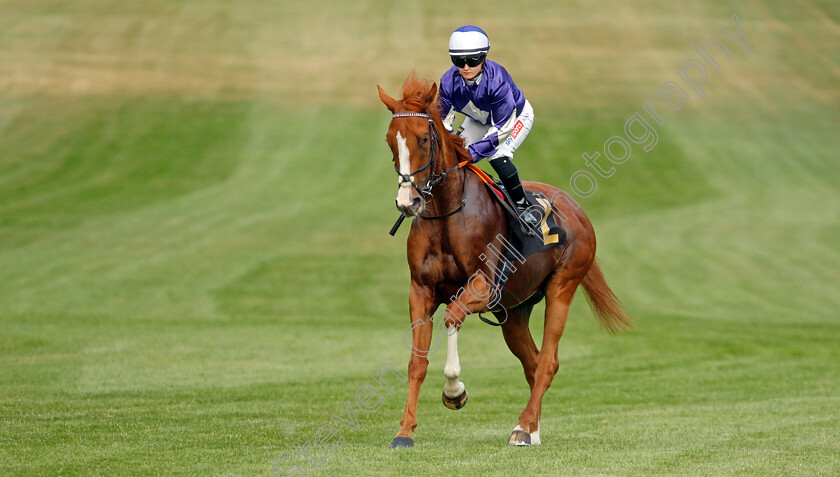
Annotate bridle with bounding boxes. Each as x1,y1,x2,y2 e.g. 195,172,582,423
391,112,444,197
390,112,467,219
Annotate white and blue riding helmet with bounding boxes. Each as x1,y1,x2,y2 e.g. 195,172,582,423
448,25,490,56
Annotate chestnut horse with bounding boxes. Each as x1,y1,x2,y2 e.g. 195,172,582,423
377,74,631,448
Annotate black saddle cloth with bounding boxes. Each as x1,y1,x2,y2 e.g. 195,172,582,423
487,181,566,259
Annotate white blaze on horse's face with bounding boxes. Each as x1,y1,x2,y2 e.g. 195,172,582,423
395,131,421,214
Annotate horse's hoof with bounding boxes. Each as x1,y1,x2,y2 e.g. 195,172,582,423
390,436,414,448
508,428,531,446
442,389,468,410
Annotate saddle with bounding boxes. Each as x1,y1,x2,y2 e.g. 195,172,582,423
465,164,566,258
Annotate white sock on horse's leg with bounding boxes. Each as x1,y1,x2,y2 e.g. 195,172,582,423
443,326,465,398
531,421,541,445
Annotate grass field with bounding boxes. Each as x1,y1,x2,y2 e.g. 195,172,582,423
1,1,839,475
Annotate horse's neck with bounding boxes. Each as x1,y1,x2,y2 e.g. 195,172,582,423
421,167,507,281
425,143,465,216
423,130,503,233
428,160,500,234
426,177,461,217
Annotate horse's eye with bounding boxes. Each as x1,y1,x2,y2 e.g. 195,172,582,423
421,135,429,146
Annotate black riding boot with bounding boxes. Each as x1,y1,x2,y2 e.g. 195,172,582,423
489,156,540,227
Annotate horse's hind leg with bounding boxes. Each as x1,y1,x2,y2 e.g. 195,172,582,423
500,302,539,389
500,302,542,444
509,274,581,446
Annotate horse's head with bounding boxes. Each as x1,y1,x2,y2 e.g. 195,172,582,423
377,76,440,217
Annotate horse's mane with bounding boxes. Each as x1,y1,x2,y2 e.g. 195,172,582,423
400,72,474,166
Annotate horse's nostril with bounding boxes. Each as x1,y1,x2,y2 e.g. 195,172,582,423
412,197,424,212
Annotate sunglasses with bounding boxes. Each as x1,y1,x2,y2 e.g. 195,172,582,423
451,54,486,68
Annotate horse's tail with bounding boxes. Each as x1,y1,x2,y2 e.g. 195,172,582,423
581,258,632,334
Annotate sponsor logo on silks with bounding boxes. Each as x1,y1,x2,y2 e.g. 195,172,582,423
510,121,524,139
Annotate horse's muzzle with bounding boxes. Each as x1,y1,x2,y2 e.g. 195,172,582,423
395,196,424,217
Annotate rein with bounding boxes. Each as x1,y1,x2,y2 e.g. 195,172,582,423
388,112,469,234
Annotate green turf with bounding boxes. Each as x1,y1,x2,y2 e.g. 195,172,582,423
1,1,839,475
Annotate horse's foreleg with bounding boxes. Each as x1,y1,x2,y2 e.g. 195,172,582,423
441,278,493,410
392,284,437,448
441,322,468,409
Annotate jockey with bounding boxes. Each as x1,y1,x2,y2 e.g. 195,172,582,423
438,25,539,226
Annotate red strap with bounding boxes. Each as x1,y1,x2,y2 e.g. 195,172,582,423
466,163,495,184
466,163,505,200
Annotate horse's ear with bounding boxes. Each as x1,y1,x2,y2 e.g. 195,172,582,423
377,85,396,113
426,82,438,106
